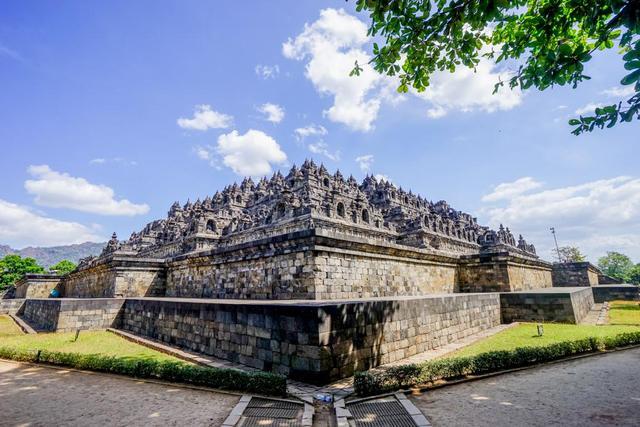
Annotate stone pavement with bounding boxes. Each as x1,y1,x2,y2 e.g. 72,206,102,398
597,301,610,325
410,347,640,426
0,359,239,426
581,302,604,325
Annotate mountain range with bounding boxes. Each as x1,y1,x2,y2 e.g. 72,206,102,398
0,242,105,268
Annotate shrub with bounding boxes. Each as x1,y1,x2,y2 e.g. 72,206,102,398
0,347,286,396
354,331,640,396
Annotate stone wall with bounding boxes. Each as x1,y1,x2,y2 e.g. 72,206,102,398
120,293,500,383
63,256,166,298
500,288,595,324
458,252,552,292
552,262,600,287
0,299,25,315
166,232,317,299
51,229,551,301
312,248,457,299
166,230,460,300
14,274,62,298
317,293,500,381
598,274,624,285
20,298,124,332
592,285,640,303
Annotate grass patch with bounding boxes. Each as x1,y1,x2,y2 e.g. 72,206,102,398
609,301,640,325
0,315,177,362
0,315,23,338
354,330,640,396
0,315,286,396
449,323,640,358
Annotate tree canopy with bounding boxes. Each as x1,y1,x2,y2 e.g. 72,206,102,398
353,0,640,134
49,260,77,276
597,251,635,282
554,246,587,263
629,263,640,284
0,255,45,291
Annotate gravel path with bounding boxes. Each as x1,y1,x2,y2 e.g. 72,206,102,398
411,347,640,427
0,360,239,426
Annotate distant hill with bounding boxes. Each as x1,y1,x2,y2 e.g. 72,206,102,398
0,242,105,268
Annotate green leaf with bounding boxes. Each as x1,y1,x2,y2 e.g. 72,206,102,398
558,44,572,56
624,60,640,70
568,119,581,125
621,69,640,86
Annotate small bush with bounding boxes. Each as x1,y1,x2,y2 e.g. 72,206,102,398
354,331,640,396
0,347,286,396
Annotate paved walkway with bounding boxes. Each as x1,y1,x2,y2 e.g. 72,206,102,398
410,347,640,427
581,303,605,325
0,360,239,426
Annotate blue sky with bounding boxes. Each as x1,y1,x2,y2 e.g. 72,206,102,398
1,1,638,262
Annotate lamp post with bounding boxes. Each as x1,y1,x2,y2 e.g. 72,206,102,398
550,227,562,263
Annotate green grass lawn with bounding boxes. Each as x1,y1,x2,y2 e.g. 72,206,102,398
0,315,179,363
0,315,23,338
609,301,640,326
449,322,640,358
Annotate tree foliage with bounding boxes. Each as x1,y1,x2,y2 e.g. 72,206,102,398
628,263,640,284
597,251,635,281
49,260,77,276
354,0,640,134
0,255,45,290
553,245,587,262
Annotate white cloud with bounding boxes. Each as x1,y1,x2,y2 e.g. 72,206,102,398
294,124,327,141
600,86,635,98
194,146,212,161
0,199,103,248
480,176,640,261
284,8,522,131
415,59,522,116
177,104,233,131
24,165,149,216
257,103,285,123
482,177,543,202
89,157,137,166
426,106,447,119
308,141,340,161
292,124,336,160
575,102,604,116
283,8,392,132
355,154,374,172
255,64,280,79
216,129,287,176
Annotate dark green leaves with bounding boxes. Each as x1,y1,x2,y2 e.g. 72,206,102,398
349,60,364,77
621,68,640,85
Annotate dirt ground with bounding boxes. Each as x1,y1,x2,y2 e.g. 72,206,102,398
0,360,239,426
411,347,640,427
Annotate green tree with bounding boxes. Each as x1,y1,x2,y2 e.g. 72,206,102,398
0,255,45,291
49,260,77,276
353,0,640,134
597,251,634,281
554,246,587,262
629,263,640,284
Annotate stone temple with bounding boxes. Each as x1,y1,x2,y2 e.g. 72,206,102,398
3,160,635,384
